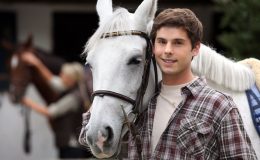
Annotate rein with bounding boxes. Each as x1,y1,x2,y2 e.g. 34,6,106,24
91,30,158,158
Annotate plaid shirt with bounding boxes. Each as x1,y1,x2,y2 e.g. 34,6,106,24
128,77,257,160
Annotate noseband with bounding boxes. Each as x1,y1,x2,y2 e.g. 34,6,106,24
91,30,158,115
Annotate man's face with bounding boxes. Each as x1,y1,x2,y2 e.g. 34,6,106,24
153,26,199,84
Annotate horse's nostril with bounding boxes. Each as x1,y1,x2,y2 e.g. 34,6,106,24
87,126,114,150
105,126,114,143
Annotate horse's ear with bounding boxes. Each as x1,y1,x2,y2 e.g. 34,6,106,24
147,20,154,34
134,0,157,31
96,0,113,26
24,34,33,49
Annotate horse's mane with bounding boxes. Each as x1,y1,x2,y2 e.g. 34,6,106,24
192,44,255,91
84,8,133,55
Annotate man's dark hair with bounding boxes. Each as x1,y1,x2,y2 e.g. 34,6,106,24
150,8,203,48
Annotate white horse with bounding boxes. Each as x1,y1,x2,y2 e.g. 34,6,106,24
80,0,260,158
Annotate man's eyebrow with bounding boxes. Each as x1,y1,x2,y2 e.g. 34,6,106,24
174,38,185,41
156,37,185,41
155,37,166,41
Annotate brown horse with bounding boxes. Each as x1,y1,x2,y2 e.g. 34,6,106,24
8,36,93,157
9,37,64,104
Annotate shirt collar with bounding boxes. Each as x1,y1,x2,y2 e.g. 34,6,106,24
154,77,207,100
181,77,207,97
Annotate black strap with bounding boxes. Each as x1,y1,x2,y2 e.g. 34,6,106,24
22,106,31,154
91,90,135,105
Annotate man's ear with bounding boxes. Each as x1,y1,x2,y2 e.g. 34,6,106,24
192,42,201,56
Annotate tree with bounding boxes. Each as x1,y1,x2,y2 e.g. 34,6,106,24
215,0,260,59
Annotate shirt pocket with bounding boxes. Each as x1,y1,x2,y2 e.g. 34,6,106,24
177,116,213,156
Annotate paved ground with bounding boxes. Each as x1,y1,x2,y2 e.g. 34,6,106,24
0,85,57,160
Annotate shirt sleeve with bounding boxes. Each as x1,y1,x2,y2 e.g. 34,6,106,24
49,75,67,93
218,108,257,159
48,92,80,119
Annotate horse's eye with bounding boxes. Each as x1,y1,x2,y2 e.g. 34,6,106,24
127,57,141,65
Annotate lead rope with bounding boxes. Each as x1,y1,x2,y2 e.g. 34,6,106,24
152,55,159,93
121,105,142,160
21,105,31,154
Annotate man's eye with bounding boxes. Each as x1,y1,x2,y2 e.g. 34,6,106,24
174,41,182,45
157,40,166,44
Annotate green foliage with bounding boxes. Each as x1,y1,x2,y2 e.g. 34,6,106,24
215,0,260,59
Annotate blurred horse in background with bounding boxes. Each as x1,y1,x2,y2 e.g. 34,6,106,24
7,35,93,156
9,36,64,104
8,36,65,154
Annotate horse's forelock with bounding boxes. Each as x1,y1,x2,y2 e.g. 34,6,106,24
83,8,133,55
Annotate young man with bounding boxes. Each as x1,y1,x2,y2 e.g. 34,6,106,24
128,8,257,159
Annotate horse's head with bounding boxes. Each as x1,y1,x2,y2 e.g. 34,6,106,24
9,36,33,103
81,0,157,158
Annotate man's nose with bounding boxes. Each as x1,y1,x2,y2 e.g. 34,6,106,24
165,42,172,54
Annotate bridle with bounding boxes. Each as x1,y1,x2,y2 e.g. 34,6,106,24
91,30,159,159
91,30,158,114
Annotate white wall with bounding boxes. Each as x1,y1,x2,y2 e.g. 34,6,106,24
0,3,96,52
17,4,52,52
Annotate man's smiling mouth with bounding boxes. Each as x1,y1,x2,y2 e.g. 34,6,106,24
162,59,178,63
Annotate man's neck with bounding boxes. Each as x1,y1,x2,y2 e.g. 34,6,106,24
162,73,196,86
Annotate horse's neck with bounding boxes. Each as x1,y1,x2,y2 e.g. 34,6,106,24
30,50,65,104
34,49,65,75
31,70,60,104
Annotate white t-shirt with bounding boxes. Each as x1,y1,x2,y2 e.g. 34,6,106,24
152,78,198,151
